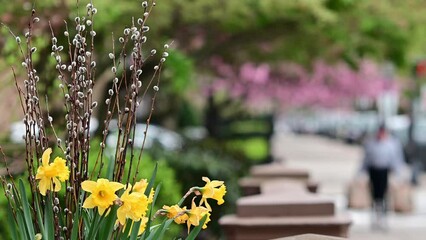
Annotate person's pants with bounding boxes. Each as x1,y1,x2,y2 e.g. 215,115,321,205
368,167,390,229
368,167,389,202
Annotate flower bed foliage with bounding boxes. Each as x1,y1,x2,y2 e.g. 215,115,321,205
0,1,226,239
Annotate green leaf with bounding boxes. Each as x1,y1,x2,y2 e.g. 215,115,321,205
142,163,159,238
70,207,81,240
99,206,118,240
34,194,45,237
87,213,99,239
87,208,110,239
81,209,91,237
19,179,35,238
44,196,54,240
146,219,174,240
7,206,20,240
185,214,208,240
143,183,161,239
120,219,133,240
151,183,161,208
144,162,158,196
129,220,142,240
16,209,30,240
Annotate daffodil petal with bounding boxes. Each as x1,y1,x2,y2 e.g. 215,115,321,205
82,195,96,209
109,182,125,191
191,198,196,209
98,207,108,216
201,176,210,183
163,205,170,211
213,185,226,205
133,179,148,193
52,177,61,192
138,217,148,235
148,189,155,203
35,167,43,180
53,156,66,164
189,214,200,227
209,180,224,188
117,206,128,225
42,148,52,166
187,220,191,234
53,157,69,182
38,178,50,196
202,213,211,229
81,180,97,193
97,178,109,184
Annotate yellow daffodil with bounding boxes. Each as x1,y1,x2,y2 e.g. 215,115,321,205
198,177,227,210
81,178,124,215
133,179,154,203
187,198,210,233
133,217,149,236
201,212,211,229
132,179,148,193
117,185,149,225
52,157,69,182
162,205,188,224
212,184,226,205
35,148,69,196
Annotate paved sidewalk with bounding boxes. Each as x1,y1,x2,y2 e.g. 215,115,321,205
271,132,426,240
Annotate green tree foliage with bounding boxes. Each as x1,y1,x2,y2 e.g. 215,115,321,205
167,0,426,69
4,0,426,91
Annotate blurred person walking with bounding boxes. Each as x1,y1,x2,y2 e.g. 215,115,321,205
360,124,406,230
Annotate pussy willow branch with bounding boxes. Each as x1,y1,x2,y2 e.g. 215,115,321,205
46,4,99,236
5,8,57,234
4,0,164,238
125,10,154,185
132,61,165,185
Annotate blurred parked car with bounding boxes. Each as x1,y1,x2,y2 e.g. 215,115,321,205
386,114,410,146
340,111,379,144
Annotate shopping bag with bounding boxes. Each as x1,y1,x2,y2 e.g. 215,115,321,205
347,174,371,209
389,178,413,213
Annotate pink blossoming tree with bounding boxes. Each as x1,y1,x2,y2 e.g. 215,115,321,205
208,58,399,111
